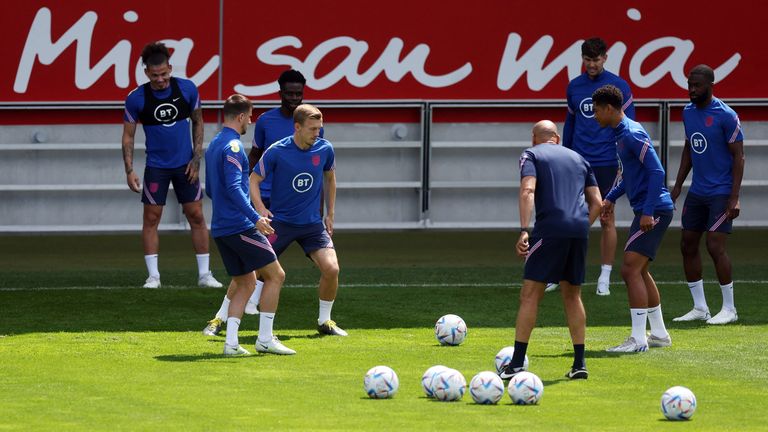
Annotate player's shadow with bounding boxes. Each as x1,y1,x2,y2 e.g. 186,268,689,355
154,353,262,362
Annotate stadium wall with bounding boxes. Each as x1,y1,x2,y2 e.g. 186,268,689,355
1,1,766,232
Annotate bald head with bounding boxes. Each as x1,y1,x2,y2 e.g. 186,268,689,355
532,120,560,146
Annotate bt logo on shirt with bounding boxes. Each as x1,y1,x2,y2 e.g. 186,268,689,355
690,132,708,154
293,172,314,193
154,103,179,126
579,97,594,118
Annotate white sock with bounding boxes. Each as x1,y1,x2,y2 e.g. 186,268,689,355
249,280,264,305
225,317,240,347
688,279,708,311
258,312,275,342
318,299,334,325
196,253,210,277
630,308,648,344
647,305,669,338
720,282,735,310
599,264,612,282
144,254,160,279
216,295,230,320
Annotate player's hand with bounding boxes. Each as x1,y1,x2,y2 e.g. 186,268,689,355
324,213,334,236
670,185,681,204
516,232,529,258
727,197,740,220
640,215,655,232
600,200,614,222
126,171,141,193
185,158,200,183
255,217,274,235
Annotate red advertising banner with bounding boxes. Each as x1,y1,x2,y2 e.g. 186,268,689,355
1,1,765,102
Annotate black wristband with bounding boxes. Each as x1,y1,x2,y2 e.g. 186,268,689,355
520,227,530,234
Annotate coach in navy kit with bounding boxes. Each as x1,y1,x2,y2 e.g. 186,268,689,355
562,37,636,296
122,42,221,289
671,65,745,325
498,120,601,381
593,85,674,353
205,94,295,356
251,104,347,337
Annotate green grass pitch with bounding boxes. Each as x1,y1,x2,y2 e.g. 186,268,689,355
0,230,766,430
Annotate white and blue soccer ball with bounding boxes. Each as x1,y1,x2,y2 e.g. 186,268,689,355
494,346,529,374
435,314,467,346
364,365,399,399
421,365,449,398
431,368,467,401
507,371,544,405
661,386,697,420
469,371,505,405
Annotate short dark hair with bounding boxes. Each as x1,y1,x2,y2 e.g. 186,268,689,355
223,94,253,119
141,42,171,67
581,37,607,58
689,64,715,83
592,85,624,110
278,69,307,89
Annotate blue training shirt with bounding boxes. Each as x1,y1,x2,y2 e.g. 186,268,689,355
564,70,635,167
605,116,674,215
683,97,744,196
254,136,335,225
252,107,324,198
124,77,200,169
205,127,261,238
519,143,598,239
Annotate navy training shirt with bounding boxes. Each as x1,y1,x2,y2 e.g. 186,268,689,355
519,142,598,238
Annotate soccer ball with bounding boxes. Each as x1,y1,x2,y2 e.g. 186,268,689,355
421,365,449,398
364,366,399,399
469,371,505,405
661,386,697,420
507,371,544,405
434,314,467,345
494,346,529,374
431,368,467,402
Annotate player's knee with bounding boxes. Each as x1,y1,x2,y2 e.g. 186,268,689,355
143,211,162,226
705,240,727,259
321,261,340,279
183,207,206,226
620,263,640,281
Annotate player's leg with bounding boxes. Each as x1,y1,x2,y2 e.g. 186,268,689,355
310,247,346,336
140,167,171,288
300,223,346,336
223,271,255,355
675,192,711,321
705,231,738,324
606,251,650,352
254,260,295,355
502,237,565,379
643,263,671,347
561,238,588,379
174,168,221,288
246,198,270,313
594,166,619,296
203,280,236,336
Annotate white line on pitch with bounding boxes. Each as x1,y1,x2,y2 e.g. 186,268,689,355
0,280,765,291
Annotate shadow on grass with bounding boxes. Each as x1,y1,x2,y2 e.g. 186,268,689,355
1,283,766,335
154,353,263,362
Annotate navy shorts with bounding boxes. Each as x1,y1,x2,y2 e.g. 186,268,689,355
214,228,277,276
592,165,620,198
624,210,673,260
524,237,588,285
142,165,202,205
268,221,334,257
682,192,732,233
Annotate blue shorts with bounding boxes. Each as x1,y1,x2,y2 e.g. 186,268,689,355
624,210,673,261
268,221,334,257
142,165,201,205
682,192,732,233
524,237,588,285
214,227,277,276
592,165,620,198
